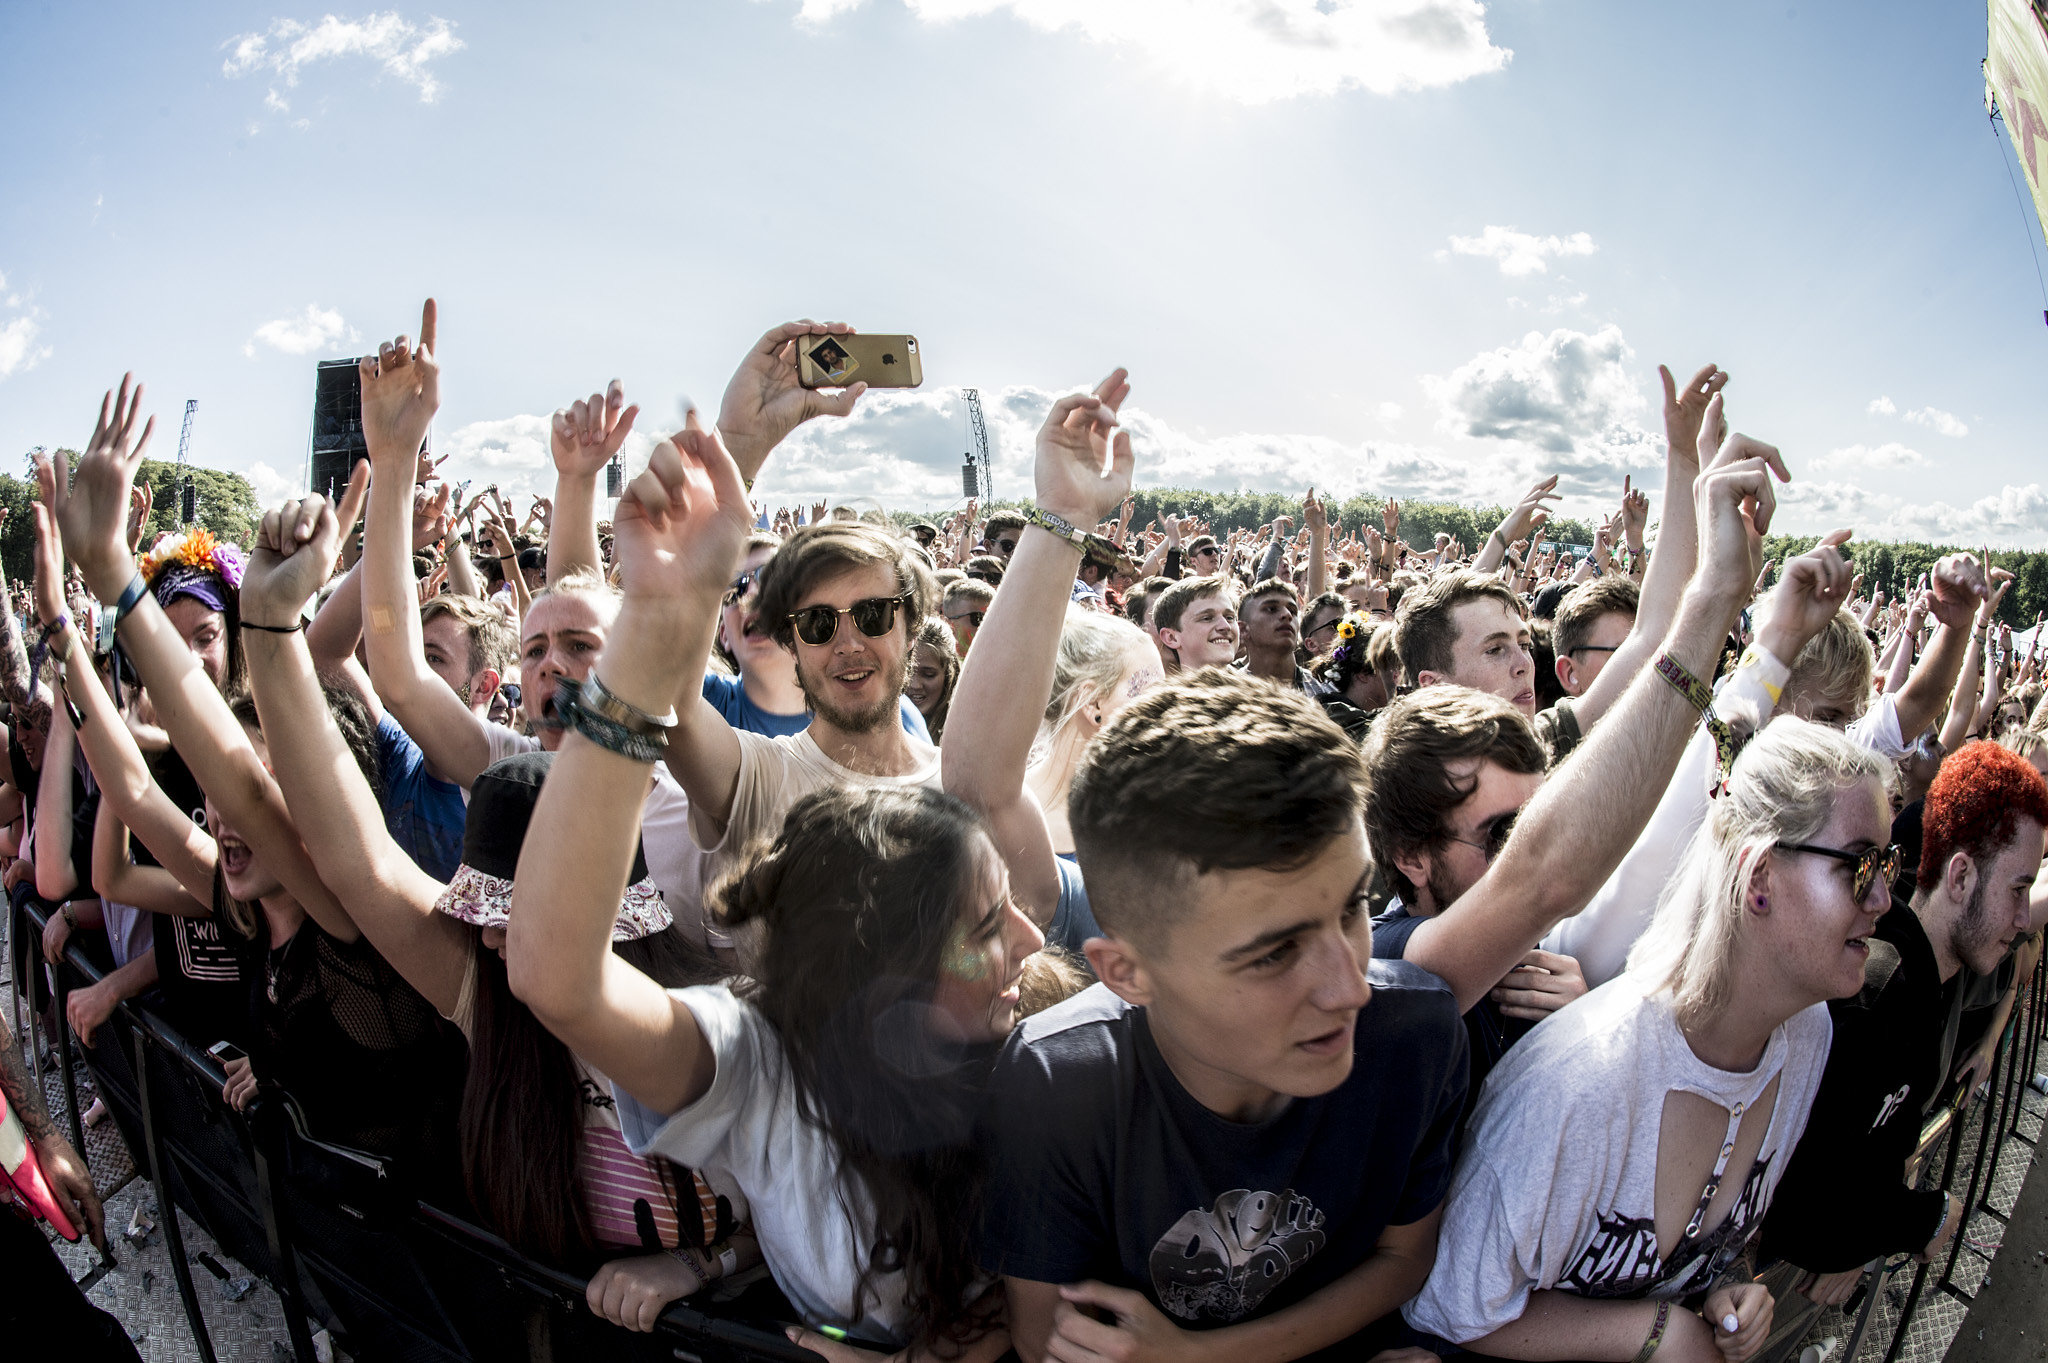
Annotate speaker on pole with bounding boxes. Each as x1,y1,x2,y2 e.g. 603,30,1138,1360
310,360,369,503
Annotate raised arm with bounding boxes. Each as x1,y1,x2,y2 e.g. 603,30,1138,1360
1304,490,1329,600
241,490,473,1015
507,417,740,1118
92,794,206,917
944,373,1133,927
1893,555,1994,742
1473,475,1559,575
32,700,80,903
715,321,868,486
546,380,639,585
1409,413,1794,1013
356,301,497,787
1940,616,1984,753
44,378,361,946
1568,364,1726,735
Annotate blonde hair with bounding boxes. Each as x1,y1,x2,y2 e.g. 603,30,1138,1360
528,566,622,625
1044,605,1154,734
1782,608,1875,721
1626,716,1891,1027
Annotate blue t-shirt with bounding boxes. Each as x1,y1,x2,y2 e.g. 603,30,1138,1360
376,714,467,882
701,672,930,742
1050,854,1101,956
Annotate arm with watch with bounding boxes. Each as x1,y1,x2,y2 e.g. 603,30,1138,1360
942,373,1134,929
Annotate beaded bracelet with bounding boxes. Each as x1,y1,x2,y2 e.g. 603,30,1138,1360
555,677,667,763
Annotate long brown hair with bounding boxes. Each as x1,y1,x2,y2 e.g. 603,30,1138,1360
713,786,1004,1352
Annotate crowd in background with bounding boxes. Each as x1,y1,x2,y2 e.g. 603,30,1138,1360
6,311,2047,1363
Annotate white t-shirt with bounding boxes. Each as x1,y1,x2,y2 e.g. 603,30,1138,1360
446,950,748,1252
615,984,910,1347
485,723,710,949
1404,975,1831,1345
693,730,941,953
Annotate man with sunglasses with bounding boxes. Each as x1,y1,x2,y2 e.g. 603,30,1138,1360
658,516,944,961
1763,740,2048,1301
982,510,1027,564
942,578,994,655
1361,685,1588,1101
1182,534,1224,578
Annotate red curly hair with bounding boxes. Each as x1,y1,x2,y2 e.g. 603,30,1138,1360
1917,740,2048,893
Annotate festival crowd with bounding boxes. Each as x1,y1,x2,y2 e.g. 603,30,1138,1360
6,305,2047,1363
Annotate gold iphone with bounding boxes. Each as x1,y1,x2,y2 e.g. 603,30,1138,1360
796,333,923,389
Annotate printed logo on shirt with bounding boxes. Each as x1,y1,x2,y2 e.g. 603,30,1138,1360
176,915,242,984
1148,1187,1326,1323
1561,1155,1775,1300
1872,1084,1912,1133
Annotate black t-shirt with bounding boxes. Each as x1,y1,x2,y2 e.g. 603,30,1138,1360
1370,902,1532,1108
143,747,248,1048
977,968,1467,1350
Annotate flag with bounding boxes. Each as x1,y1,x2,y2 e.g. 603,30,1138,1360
1988,0,2048,252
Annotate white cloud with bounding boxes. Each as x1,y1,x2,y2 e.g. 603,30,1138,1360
1867,395,1896,416
1816,442,1927,473
1377,401,1404,422
1778,479,2048,549
793,0,1511,103
245,305,350,357
244,460,299,506
0,275,51,381
222,12,464,109
1444,225,1597,276
1422,325,1659,494
1904,405,1968,438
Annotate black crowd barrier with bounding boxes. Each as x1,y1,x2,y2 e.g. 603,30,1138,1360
8,884,822,1363
13,879,2048,1363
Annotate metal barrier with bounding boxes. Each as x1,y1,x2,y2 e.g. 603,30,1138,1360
16,879,2048,1363
7,885,823,1363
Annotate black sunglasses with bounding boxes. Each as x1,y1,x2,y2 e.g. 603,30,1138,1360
1448,809,1520,862
788,594,911,647
995,538,1019,555
498,682,522,708
968,570,1002,585
722,571,758,607
1567,643,1622,657
947,609,986,629
1775,842,1903,903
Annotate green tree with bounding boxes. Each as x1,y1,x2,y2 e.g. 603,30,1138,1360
2,450,259,585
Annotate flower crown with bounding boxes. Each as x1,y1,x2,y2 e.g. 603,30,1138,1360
139,527,246,589
1326,614,1373,673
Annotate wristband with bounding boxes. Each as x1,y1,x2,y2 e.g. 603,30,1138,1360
240,619,307,635
110,572,149,627
1023,507,1091,553
665,1247,708,1292
62,903,79,930
1656,652,1745,793
714,1242,739,1276
556,677,667,762
581,671,678,738
1631,1300,1670,1362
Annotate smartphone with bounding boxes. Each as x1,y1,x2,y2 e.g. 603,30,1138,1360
797,333,922,390
208,1040,247,1064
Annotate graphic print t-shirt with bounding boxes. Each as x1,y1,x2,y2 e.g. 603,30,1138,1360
1404,975,1831,1344
978,970,1466,1343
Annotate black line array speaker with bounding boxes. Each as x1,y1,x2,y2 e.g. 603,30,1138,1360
310,359,368,503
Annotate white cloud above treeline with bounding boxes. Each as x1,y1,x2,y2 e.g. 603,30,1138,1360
245,305,353,357
786,0,1511,102
1444,225,1597,276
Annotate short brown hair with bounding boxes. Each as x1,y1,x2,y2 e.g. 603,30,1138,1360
1069,670,1363,949
755,523,938,650
1393,570,1525,686
1124,576,1175,628
1361,685,1545,903
1551,576,1640,663
421,592,518,677
982,510,1027,543
1151,576,1234,637
944,577,995,613
1237,578,1298,620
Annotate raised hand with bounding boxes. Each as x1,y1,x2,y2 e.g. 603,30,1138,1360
43,374,156,598
551,380,641,479
245,494,350,624
1036,369,1135,526
30,502,67,629
126,479,153,553
615,409,753,603
1619,475,1649,549
1303,488,1328,538
1502,475,1561,543
717,321,868,479
1756,530,1854,663
412,481,454,551
1693,396,1791,608
1382,497,1400,537
1926,554,1991,631
1660,362,1728,466
360,299,441,470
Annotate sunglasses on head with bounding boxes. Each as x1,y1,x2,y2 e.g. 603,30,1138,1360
722,571,758,607
1775,842,1903,903
788,594,911,647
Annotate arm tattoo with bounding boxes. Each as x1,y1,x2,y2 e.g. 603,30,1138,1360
0,1015,57,1143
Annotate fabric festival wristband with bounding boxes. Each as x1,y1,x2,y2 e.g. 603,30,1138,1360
556,677,667,763
581,670,677,738
1653,653,1715,717
1734,644,1792,708
1630,1299,1670,1362
1658,651,1746,792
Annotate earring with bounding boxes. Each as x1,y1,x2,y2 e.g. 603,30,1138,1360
1754,894,1768,910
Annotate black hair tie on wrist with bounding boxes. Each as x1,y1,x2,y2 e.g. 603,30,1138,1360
240,619,307,634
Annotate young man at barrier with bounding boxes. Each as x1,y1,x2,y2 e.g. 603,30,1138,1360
1761,739,2048,1304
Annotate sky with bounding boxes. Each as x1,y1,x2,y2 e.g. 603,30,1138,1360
2,1,2045,546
